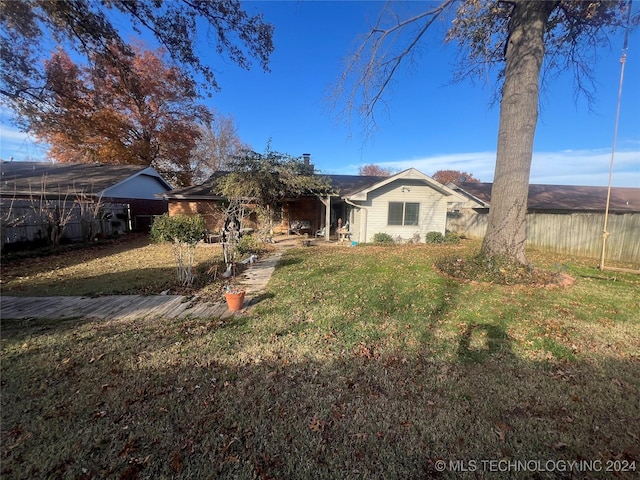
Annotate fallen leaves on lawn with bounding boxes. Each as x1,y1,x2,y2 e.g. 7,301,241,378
494,421,512,442
309,415,327,433
171,452,183,474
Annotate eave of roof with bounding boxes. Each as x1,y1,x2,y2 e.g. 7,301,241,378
345,168,460,201
0,161,171,196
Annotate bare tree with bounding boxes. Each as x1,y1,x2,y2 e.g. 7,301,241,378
359,164,395,176
331,0,634,266
0,195,29,246
189,112,249,184
330,1,456,138
76,192,105,242
27,176,76,247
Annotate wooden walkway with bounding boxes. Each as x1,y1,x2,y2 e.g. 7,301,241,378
1,251,283,322
0,295,235,321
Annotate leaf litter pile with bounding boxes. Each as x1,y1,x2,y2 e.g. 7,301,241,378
1,238,639,479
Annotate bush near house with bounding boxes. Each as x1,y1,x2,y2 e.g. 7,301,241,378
424,231,461,244
372,232,395,243
150,214,207,286
425,231,445,243
236,234,267,257
444,230,461,244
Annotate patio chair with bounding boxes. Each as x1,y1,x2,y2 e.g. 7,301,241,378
315,226,326,238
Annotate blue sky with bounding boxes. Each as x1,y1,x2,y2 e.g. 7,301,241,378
1,1,639,187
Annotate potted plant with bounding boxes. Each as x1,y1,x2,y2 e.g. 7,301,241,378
224,283,246,311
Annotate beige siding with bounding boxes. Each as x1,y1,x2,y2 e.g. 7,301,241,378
447,211,640,264
349,205,364,243
355,179,450,243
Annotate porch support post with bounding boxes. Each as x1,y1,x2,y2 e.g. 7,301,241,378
325,195,331,241
316,194,332,241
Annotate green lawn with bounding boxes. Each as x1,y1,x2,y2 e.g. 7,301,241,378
1,239,639,479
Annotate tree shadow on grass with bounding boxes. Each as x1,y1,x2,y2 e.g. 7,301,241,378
273,255,303,269
0,234,152,274
1,267,179,297
1,314,638,480
457,323,514,364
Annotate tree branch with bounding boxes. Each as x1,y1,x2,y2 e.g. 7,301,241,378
329,0,456,139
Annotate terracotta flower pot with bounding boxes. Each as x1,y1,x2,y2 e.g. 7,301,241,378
224,290,246,311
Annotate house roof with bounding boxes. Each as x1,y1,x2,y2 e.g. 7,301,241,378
452,182,640,213
161,171,227,200
325,174,388,197
0,161,173,197
342,168,460,201
163,168,459,201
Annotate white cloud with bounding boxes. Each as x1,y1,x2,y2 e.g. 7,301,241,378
350,148,640,187
530,149,639,186
0,123,47,161
0,124,32,142
377,152,497,181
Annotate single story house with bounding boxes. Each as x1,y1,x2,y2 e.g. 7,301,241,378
447,182,640,264
0,161,172,243
336,168,464,243
162,166,464,244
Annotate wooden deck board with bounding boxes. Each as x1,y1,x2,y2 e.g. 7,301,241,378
1,295,239,321
113,296,164,321
180,301,221,319
142,296,189,319
1,248,282,322
83,296,136,318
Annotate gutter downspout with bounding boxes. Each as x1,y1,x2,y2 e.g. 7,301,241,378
344,197,366,243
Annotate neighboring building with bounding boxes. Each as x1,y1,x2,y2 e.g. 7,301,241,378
1,161,172,244
162,167,464,244
447,182,640,264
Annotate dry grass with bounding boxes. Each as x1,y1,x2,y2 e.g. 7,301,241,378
0,234,230,298
1,238,639,479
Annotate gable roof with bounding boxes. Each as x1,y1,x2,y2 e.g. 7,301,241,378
343,168,462,201
452,182,640,213
162,168,460,201
0,161,173,198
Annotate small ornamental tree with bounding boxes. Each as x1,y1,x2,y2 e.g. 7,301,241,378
218,145,332,236
150,214,206,286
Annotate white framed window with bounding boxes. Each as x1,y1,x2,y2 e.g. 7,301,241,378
388,202,419,226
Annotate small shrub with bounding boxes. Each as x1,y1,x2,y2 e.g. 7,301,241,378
150,214,206,286
372,232,394,244
150,214,206,245
425,231,444,244
444,230,461,244
236,234,264,256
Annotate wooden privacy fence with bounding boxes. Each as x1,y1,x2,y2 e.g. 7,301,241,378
447,211,640,265
1,199,129,246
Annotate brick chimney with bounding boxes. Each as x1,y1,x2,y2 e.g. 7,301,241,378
302,153,314,174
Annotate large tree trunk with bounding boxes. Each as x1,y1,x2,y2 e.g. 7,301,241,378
481,1,555,265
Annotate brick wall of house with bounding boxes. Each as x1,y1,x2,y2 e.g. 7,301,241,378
168,200,223,232
280,197,325,234
168,197,326,236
